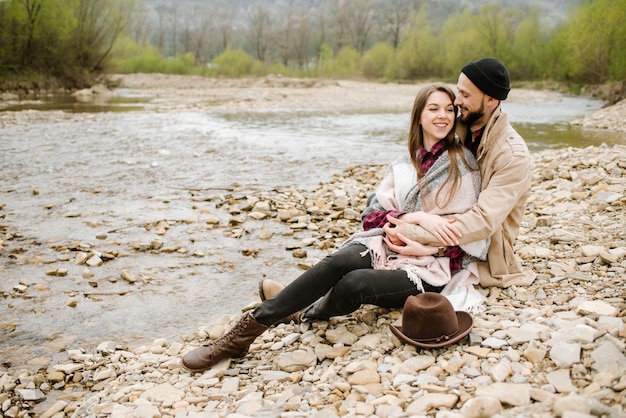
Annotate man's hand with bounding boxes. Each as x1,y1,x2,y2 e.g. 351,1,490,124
384,232,439,257
414,212,461,246
390,213,461,246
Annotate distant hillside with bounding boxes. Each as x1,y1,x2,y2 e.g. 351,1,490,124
426,0,582,26
144,0,582,27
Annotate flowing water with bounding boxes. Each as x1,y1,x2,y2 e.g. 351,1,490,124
0,91,622,370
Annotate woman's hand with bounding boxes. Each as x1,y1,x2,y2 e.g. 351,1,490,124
382,215,408,246
384,232,439,257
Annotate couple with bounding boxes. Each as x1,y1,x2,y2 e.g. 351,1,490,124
182,57,536,373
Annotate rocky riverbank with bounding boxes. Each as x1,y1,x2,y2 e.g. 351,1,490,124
1,75,625,417
1,141,624,417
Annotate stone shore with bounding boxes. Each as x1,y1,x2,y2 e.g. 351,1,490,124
1,142,624,418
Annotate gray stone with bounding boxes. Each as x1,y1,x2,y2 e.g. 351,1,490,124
274,350,317,372
461,396,503,418
475,383,531,406
591,342,626,375
139,383,184,406
324,325,358,345
406,393,458,415
482,337,508,349
546,369,577,393
15,388,46,402
553,395,591,416
576,300,619,316
550,342,581,368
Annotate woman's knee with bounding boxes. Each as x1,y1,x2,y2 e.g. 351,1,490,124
323,245,369,272
333,271,371,297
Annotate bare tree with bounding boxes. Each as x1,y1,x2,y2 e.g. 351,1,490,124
129,2,152,46
380,0,417,49
274,1,299,66
312,2,329,64
181,7,192,54
351,0,376,54
216,1,237,51
183,3,214,64
247,3,271,62
292,9,313,68
154,4,167,51
327,0,376,53
170,0,179,56
329,0,351,50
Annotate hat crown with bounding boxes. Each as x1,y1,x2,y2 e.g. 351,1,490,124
461,57,510,100
401,293,459,342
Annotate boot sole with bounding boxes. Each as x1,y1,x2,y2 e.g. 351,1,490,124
258,280,267,301
181,349,249,374
181,361,209,374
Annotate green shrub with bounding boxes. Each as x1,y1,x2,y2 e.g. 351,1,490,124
317,42,334,75
211,49,255,77
335,47,361,76
361,42,394,79
109,38,202,75
319,46,361,77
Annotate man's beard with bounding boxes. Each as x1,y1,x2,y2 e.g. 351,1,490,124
459,100,485,126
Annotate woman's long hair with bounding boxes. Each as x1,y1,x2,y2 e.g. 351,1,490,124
408,83,473,209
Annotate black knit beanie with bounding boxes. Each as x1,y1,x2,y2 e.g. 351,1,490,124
461,58,510,100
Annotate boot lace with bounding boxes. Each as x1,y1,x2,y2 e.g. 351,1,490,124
213,313,251,352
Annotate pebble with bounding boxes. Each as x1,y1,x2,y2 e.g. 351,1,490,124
1,144,625,417
461,396,503,417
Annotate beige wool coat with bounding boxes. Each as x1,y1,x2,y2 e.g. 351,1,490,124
404,106,537,288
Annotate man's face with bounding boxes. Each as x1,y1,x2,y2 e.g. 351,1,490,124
454,73,487,129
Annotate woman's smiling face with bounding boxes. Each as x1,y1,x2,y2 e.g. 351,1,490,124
420,90,456,149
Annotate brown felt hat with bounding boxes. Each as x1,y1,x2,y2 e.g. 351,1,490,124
389,292,473,349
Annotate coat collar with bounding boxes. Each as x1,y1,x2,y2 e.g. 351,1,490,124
455,105,507,161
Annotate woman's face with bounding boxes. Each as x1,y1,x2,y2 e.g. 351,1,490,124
420,90,455,147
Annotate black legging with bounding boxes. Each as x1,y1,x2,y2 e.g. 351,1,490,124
252,244,444,326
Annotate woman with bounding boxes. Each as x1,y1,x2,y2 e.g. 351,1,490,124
182,83,488,373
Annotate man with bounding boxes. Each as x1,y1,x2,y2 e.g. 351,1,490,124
384,57,536,288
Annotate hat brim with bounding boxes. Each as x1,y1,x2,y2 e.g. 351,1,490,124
389,311,473,349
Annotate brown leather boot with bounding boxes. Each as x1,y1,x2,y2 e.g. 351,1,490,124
258,278,285,301
181,312,268,373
